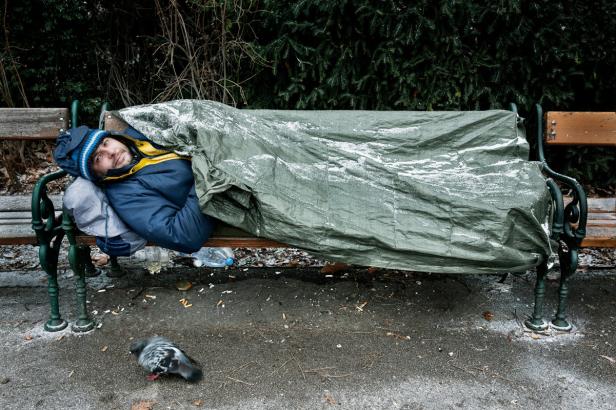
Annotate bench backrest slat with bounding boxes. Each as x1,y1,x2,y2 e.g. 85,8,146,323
103,111,129,132
0,108,69,140
544,112,616,146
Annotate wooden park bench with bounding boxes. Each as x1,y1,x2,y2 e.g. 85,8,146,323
2,102,609,334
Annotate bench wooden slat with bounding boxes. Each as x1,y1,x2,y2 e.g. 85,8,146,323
545,112,616,146
0,195,63,211
3,195,614,249
585,197,615,213
0,224,41,245
0,218,34,225
580,226,616,247
103,112,129,132
586,213,616,221
0,108,69,140
0,211,38,219
70,234,287,248
586,219,616,227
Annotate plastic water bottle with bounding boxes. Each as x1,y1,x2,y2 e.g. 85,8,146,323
131,247,170,264
125,247,171,274
190,247,234,268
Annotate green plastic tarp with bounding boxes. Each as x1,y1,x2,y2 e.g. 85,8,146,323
117,100,552,273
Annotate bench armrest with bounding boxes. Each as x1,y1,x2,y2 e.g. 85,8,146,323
534,104,587,248
32,170,67,249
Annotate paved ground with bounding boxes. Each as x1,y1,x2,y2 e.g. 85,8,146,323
0,257,615,409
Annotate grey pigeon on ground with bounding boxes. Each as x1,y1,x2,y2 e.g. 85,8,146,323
129,336,202,382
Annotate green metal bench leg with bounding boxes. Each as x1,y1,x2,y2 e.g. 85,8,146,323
40,241,68,332
32,170,69,332
62,209,95,332
525,260,549,331
67,244,95,332
551,247,577,331
532,104,586,333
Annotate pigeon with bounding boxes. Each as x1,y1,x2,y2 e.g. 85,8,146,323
130,336,202,382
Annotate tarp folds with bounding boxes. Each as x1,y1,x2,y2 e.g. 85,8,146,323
117,100,552,273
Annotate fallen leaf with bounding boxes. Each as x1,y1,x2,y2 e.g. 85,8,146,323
366,267,379,274
176,280,192,291
24,335,33,341
482,311,494,321
600,355,616,364
217,300,224,307
101,345,108,352
192,399,204,407
131,400,156,410
324,392,337,405
56,335,64,341
320,262,349,274
530,333,541,340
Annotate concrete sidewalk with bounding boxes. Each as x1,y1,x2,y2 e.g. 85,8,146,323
0,264,615,409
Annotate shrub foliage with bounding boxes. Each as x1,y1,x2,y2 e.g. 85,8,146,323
1,0,615,188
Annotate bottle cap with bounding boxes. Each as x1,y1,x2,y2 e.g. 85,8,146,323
225,257,234,266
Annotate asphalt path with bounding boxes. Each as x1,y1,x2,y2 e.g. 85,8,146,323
0,263,615,409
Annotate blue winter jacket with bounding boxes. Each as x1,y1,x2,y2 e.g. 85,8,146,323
96,128,214,255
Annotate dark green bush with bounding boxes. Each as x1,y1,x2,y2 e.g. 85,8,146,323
1,0,615,189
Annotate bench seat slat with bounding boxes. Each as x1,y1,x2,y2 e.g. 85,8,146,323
0,224,41,245
580,225,616,247
0,211,39,219
586,214,616,221
0,195,63,211
585,197,615,213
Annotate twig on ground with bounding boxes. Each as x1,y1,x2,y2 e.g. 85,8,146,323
266,358,291,378
290,353,306,381
225,375,254,385
449,362,476,377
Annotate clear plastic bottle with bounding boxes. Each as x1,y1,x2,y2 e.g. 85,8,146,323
190,247,234,268
119,246,172,274
131,247,171,264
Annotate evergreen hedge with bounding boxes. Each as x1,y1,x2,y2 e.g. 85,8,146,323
1,0,615,188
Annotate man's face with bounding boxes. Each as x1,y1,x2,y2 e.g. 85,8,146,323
91,137,132,177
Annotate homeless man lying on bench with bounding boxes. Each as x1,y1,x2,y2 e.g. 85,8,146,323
52,100,552,274
53,126,215,256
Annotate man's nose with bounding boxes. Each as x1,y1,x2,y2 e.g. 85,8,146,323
101,148,115,158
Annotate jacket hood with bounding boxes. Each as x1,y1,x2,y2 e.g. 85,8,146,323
53,126,109,181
